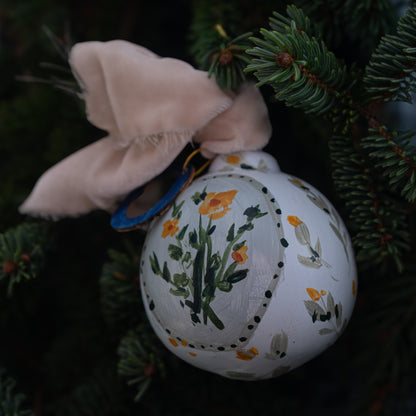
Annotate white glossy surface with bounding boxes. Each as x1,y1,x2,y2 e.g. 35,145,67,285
140,151,357,380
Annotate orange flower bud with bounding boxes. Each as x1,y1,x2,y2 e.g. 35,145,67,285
306,287,321,301
287,215,303,227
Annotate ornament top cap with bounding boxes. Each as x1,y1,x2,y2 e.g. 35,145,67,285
208,151,281,175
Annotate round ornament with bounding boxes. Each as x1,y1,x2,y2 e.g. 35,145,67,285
139,151,357,380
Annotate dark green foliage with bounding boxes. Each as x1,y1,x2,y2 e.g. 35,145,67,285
3,0,416,414
117,326,167,402
53,362,129,416
189,0,252,89
246,5,349,115
364,4,416,102
296,0,396,59
100,247,142,333
330,135,410,272
362,128,416,202
0,223,50,295
0,369,33,416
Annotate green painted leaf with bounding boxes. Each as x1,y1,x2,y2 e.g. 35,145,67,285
208,252,221,270
243,205,267,220
295,223,310,245
162,262,171,282
238,223,254,233
177,224,189,241
202,284,215,298
304,300,325,322
206,305,225,330
172,200,185,217
149,252,161,275
227,269,249,283
189,230,198,249
232,240,246,251
319,328,334,335
223,261,238,281
327,292,335,315
297,254,321,269
169,287,189,298
168,244,183,261
319,312,331,322
227,224,235,242
336,303,343,327
173,272,188,287
217,281,232,292
183,251,191,264
207,225,216,235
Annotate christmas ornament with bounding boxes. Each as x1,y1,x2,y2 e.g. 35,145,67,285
139,151,357,380
18,40,357,381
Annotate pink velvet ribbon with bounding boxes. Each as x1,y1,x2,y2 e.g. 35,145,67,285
19,40,272,218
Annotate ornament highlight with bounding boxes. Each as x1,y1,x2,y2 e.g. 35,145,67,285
140,151,357,380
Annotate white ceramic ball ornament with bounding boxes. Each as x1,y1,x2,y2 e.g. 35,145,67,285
140,151,357,380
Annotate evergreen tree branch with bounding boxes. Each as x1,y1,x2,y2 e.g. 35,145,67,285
189,1,252,90
117,326,167,402
362,127,416,203
329,135,410,272
0,369,34,416
364,4,416,103
0,223,50,296
100,247,142,334
246,4,349,115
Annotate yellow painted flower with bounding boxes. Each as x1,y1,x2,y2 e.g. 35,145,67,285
306,287,321,302
287,215,303,227
236,347,259,361
198,190,238,220
162,218,179,238
320,290,327,296
226,155,241,164
232,245,248,265
168,338,179,347
188,352,197,357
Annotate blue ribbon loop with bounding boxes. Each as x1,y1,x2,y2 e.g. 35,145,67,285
111,164,194,231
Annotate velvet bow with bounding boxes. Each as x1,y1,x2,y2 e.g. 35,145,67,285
19,40,272,218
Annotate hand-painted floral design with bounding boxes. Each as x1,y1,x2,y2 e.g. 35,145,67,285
198,190,238,220
226,155,241,164
231,245,248,264
265,331,288,360
288,178,351,263
287,215,331,269
218,153,270,173
161,218,180,238
304,287,347,335
149,188,268,330
236,346,259,361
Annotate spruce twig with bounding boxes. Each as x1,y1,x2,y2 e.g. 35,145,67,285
0,369,34,416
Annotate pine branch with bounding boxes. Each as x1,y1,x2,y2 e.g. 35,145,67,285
100,247,142,334
364,4,416,103
0,369,33,416
361,127,416,203
350,266,416,413
189,1,251,90
329,135,410,272
296,0,396,55
246,5,349,115
117,326,167,402
0,223,50,296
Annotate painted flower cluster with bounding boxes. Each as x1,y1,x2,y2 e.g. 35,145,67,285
149,187,268,330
